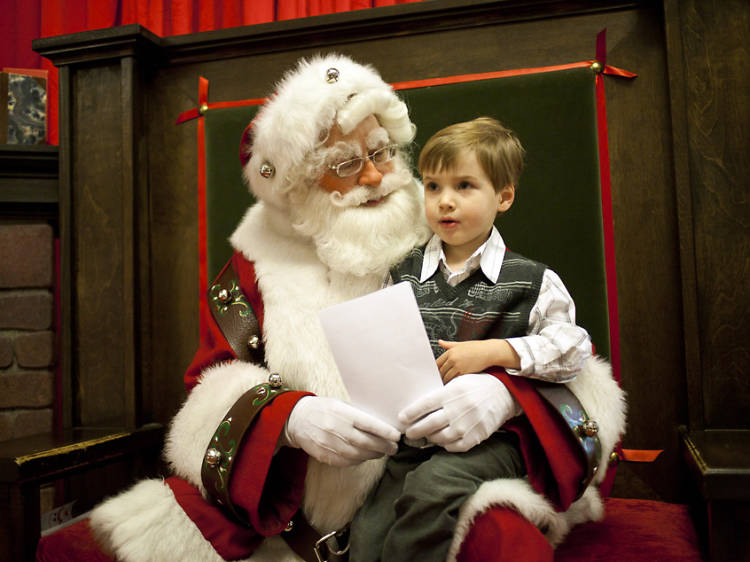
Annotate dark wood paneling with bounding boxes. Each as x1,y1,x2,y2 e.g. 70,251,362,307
144,68,203,421
129,56,153,429
72,64,126,425
50,57,154,428
602,9,689,501
678,0,750,430
57,65,73,429
663,0,704,431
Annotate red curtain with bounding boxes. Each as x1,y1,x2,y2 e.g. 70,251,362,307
0,0,422,144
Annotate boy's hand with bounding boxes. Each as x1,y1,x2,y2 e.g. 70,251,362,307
437,339,521,383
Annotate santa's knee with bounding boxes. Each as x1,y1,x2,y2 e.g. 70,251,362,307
457,506,553,562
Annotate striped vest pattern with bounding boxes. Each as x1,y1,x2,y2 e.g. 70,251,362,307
391,246,547,359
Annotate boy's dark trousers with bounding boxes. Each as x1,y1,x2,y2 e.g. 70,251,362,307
350,430,526,562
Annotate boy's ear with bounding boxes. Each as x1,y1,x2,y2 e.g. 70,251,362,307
496,185,515,213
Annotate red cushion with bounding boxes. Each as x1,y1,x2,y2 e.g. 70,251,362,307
36,519,113,561
555,497,703,561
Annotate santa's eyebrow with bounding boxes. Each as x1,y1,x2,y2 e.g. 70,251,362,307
325,140,361,164
366,127,390,150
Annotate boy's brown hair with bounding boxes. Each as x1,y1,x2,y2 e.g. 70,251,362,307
418,117,525,192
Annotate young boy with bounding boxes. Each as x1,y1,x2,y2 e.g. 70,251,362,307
349,117,592,562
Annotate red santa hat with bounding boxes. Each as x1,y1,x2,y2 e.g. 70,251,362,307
241,53,416,211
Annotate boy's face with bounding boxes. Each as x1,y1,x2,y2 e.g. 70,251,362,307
422,149,514,262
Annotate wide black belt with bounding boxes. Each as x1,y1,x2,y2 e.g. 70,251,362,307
282,511,350,562
535,381,602,498
208,258,265,365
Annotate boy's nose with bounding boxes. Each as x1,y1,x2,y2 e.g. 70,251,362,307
358,158,383,187
438,193,455,209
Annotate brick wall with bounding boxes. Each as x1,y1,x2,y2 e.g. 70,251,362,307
0,223,55,441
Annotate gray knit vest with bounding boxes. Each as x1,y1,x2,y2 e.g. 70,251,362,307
391,246,546,359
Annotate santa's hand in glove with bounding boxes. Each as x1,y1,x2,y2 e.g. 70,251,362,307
399,374,521,453
283,396,401,467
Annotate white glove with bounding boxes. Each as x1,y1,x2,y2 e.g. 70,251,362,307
398,374,521,453
284,396,401,467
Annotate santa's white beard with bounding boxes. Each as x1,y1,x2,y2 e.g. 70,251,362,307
290,165,429,277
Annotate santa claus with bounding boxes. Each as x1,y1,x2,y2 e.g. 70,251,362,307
55,54,625,562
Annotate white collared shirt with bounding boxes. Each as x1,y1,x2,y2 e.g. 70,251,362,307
417,227,592,382
420,226,506,287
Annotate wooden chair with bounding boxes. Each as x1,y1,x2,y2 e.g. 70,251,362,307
35,60,704,562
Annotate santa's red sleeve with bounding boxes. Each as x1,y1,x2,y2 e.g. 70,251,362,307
489,368,587,512
169,253,312,559
167,390,310,560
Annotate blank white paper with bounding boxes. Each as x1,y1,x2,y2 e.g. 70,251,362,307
318,281,443,431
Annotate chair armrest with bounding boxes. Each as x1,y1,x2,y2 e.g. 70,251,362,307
0,423,164,560
680,426,750,560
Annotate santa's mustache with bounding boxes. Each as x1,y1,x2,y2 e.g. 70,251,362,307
328,167,412,208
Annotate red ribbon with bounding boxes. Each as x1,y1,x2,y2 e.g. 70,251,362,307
595,30,621,387
176,94,266,124
621,449,664,462
592,28,637,387
176,61,635,125
197,76,209,331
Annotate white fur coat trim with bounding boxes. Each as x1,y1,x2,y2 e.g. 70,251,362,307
566,355,627,485
90,478,302,562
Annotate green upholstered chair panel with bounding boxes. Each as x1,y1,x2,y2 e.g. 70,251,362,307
202,66,611,359
204,105,259,280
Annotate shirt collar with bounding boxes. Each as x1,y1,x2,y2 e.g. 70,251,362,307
419,226,506,283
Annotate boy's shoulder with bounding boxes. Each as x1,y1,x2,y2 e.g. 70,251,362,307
502,248,548,270
394,243,428,269
499,248,549,286
390,243,429,284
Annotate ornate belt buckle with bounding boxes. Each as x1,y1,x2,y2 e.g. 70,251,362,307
314,529,350,562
